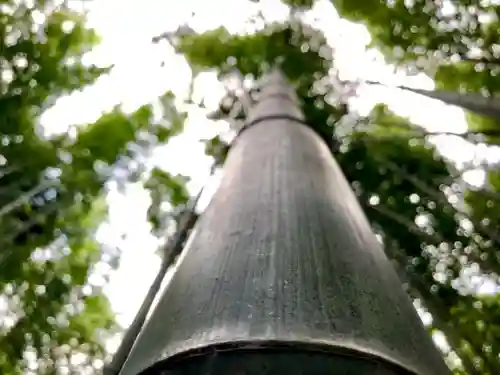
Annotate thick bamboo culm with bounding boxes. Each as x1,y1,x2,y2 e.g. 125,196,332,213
119,70,450,375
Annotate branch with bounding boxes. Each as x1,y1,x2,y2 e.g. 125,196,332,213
367,197,497,275
386,226,500,372
353,128,498,144
386,161,500,245
364,80,500,121
385,244,482,375
0,165,24,180
339,114,500,145
0,180,56,220
437,166,500,201
413,274,500,375
369,203,444,244
226,70,254,116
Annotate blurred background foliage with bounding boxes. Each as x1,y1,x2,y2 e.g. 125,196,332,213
0,0,188,373
2,0,500,374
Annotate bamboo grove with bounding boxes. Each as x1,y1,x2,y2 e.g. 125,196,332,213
1,0,500,374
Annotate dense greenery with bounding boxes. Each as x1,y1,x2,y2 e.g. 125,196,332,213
0,1,188,373
5,0,500,374
163,4,500,373
323,0,500,147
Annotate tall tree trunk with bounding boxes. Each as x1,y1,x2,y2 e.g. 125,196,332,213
366,80,500,122
118,70,449,375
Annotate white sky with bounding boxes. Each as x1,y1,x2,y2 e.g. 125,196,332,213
38,0,497,361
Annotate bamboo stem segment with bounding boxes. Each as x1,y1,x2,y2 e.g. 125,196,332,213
119,70,449,375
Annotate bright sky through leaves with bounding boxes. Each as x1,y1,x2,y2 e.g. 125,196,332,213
37,0,497,355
